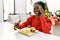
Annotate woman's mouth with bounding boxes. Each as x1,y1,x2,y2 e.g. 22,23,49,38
35,12,38,14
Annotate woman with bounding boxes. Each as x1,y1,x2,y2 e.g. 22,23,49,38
14,1,52,34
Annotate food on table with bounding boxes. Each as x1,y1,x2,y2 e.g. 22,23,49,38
20,29,31,35
30,27,36,32
20,27,36,35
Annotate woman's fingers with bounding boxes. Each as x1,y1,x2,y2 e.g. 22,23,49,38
14,23,19,30
17,20,21,25
14,20,21,30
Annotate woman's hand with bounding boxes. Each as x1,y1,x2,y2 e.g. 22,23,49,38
14,20,21,30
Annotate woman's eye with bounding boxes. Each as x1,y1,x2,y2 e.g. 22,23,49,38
34,8,35,10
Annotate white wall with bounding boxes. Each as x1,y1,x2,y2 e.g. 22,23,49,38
15,0,27,13
15,0,27,22
4,0,14,20
0,0,3,22
46,0,60,13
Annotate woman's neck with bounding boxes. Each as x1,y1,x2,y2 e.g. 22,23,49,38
36,15,42,18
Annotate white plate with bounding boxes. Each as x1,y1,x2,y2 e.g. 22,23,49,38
18,28,38,36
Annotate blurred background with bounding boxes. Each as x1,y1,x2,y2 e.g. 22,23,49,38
0,0,60,36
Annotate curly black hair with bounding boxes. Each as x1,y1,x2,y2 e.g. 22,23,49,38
34,1,45,10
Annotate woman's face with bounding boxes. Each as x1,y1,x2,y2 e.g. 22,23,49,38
34,4,44,16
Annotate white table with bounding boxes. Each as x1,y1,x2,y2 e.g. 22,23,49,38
0,22,60,40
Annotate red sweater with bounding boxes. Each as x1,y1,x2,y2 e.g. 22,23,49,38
19,15,52,34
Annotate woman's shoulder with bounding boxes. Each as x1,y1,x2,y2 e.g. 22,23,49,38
40,15,50,19
28,15,36,18
43,16,51,20
26,15,36,20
